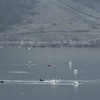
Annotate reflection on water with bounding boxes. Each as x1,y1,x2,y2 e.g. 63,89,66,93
0,47,100,100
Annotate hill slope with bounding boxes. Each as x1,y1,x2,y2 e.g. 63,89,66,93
0,0,100,41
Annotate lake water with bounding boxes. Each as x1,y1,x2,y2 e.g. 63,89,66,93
0,47,100,100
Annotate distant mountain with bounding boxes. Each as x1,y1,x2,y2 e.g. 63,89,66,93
71,0,100,12
0,0,100,41
0,0,38,31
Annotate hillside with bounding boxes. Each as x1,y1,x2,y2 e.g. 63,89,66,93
0,0,100,42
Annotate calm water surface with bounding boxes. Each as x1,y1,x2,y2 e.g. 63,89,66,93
0,47,100,100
